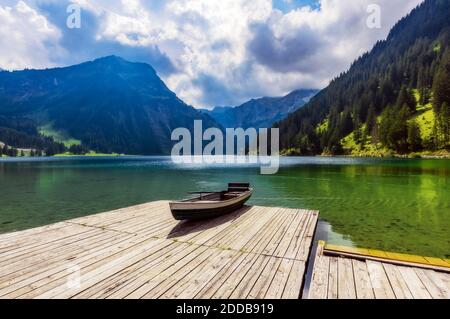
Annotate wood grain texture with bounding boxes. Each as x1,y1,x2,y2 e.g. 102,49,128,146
0,201,318,299
308,242,450,299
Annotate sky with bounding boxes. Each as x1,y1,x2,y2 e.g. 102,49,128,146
0,0,424,108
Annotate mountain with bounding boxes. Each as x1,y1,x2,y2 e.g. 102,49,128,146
202,89,318,129
276,0,450,156
0,56,218,155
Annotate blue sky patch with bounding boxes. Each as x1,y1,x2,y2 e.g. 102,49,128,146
272,0,320,13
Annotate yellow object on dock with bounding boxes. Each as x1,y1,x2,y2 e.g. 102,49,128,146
324,243,450,270
309,241,450,299
0,201,319,299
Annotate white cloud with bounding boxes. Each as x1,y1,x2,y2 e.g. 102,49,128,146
0,1,64,70
246,0,424,96
0,0,424,107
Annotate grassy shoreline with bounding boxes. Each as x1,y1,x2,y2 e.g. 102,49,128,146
54,151,122,157
2,151,449,159
0,152,124,158
281,148,450,159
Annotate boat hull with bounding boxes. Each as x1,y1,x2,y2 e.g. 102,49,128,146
170,190,252,221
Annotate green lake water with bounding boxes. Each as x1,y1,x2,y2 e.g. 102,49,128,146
0,156,449,258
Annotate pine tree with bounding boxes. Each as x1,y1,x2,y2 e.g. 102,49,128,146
396,86,416,112
361,129,368,147
381,105,410,152
396,105,411,152
419,88,429,105
340,111,354,137
9,147,18,157
440,102,450,147
371,122,380,144
407,120,422,152
379,107,393,147
45,147,53,157
354,127,362,145
366,105,377,136
417,65,425,89
433,49,450,114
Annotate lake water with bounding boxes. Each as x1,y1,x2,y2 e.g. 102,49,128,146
0,156,449,258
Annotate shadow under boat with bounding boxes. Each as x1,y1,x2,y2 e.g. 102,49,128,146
166,204,252,239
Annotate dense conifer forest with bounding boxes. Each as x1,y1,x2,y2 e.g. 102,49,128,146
276,0,450,156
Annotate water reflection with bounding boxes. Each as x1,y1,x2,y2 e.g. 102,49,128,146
0,156,449,257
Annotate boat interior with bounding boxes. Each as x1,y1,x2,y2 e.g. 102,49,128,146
182,183,251,203
183,191,249,203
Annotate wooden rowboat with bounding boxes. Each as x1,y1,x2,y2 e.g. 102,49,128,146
169,183,253,221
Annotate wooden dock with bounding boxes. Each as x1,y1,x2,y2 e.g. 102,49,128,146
0,201,319,299
308,241,450,299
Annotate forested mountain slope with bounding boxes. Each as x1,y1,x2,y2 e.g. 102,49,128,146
276,0,450,156
0,56,218,155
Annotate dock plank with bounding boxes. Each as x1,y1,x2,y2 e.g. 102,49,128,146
0,230,132,294
247,257,283,299
0,201,320,299
327,257,338,299
398,267,432,299
352,259,375,299
308,242,450,299
281,260,305,299
382,263,413,299
210,253,262,299
265,258,294,299
414,268,449,299
193,252,248,299
309,244,329,299
337,257,356,299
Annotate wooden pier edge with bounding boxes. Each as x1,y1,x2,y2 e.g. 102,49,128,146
0,201,320,299
324,243,450,273
308,241,450,299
